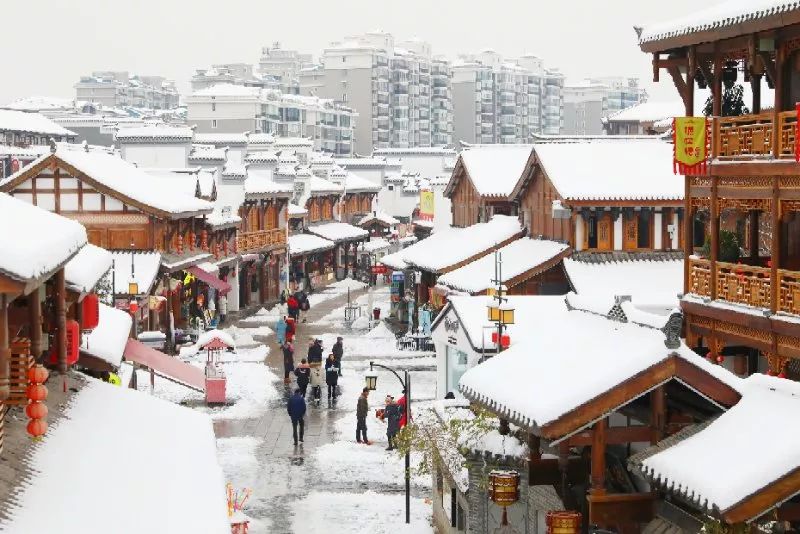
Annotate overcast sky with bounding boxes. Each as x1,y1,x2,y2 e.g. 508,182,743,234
2,0,699,105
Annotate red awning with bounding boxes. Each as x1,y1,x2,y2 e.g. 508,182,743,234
187,266,232,295
123,339,205,392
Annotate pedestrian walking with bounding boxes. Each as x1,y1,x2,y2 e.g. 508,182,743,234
309,361,323,406
307,338,323,364
382,396,402,451
296,290,310,323
276,315,288,346
356,387,371,444
325,353,339,402
286,316,296,343
287,294,299,321
332,336,344,376
397,389,410,429
294,358,311,397
282,341,295,383
218,293,228,325
287,389,306,446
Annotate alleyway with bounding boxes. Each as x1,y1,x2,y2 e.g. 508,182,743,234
213,283,436,533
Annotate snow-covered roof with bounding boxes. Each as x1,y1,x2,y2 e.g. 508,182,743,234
306,222,369,243
244,169,294,198
334,156,387,168
358,210,400,227
194,132,249,145
244,151,278,163
437,239,570,294
53,150,213,217
288,233,335,256
80,303,132,368
114,125,194,142
188,145,227,161
1,378,229,533
0,109,76,137
564,258,682,315
308,174,343,195
360,237,392,253
64,244,113,294
192,83,261,97
110,251,162,295
288,203,308,217
379,250,408,270
273,137,314,148
0,193,87,284
373,147,457,156
459,295,743,436
606,100,684,124
638,0,799,47
457,145,532,198
393,215,523,273
640,375,800,519
533,139,682,202
343,172,381,193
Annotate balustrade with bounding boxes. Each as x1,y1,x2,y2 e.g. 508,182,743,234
236,229,286,253
713,110,798,160
778,269,800,316
689,257,711,297
716,261,772,308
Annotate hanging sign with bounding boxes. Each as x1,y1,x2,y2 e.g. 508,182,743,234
419,190,434,221
673,117,708,175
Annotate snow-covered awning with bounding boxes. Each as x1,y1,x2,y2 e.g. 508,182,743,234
342,171,381,193
244,169,294,199
564,258,682,315
379,251,408,271
64,244,113,295
0,193,87,286
288,203,308,217
80,303,132,369
437,238,570,294
459,294,742,440
0,378,229,533
306,222,368,243
641,375,800,523
288,233,335,257
396,215,523,274
111,251,162,296
360,238,392,254
114,125,194,143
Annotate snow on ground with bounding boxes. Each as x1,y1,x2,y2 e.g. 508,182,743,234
221,325,262,347
307,277,368,307
313,285,391,328
290,491,432,534
313,441,429,489
217,436,262,488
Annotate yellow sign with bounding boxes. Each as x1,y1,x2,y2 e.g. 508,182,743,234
674,117,707,174
420,191,434,219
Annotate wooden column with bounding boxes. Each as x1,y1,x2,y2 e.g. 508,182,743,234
558,442,571,508
259,261,266,304
650,386,666,445
712,52,723,117
751,75,762,114
0,294,10,400
749,210,760,259
28,290,42,360
686,46,696,115
164,274,173,354
684,176,693,295
710,176,719,300
771,177,781,313
55,268,67,374
590,417,607,495
775,43,786,115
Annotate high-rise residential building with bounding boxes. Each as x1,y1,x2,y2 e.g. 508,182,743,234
451,51,564,144
74,71,180,109
192,63,284,93
185,83,355,155
298,31,453,154
562,77,646,135
258,42,312,95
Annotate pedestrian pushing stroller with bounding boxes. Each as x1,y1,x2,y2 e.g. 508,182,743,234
309,361,324,407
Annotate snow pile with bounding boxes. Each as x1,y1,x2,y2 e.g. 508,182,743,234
328,278,368,292
0,193,87,283
64,243,113,293
360,237,392,253
459,145,532,197
80,303,132,368
219,326,259,349
217,436,262,488
314,441,429,487
208,362,280,420
197,329,236,349
1,378,229,534
350,315,370,329
249,325,275,338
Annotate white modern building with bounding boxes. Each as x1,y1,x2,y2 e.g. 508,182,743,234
562,77,646,135
74,72,180,110
258,43,313,94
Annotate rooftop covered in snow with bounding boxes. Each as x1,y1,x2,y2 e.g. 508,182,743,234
445,145,532,199
79,303,132,369
306,222,369,243
358,210,400,227
114,125,194,143
244,169,295,199
0,109,76,137
288,233,335,257
110,251,162,296
64,243,113,295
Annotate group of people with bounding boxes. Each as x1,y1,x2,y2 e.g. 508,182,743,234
355,389,407,450
282,335,344,406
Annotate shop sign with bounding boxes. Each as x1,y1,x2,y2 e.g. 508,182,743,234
371,265,387,274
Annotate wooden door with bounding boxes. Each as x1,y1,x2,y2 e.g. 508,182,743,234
597,215,613,251
623,214,638,250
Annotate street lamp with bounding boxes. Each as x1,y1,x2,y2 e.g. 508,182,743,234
366,361,411,524
128,241,139,295
487,251,514,353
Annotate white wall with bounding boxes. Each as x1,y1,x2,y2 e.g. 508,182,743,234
121,144,189,169
431,306,482,399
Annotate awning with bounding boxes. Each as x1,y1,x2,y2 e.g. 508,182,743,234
187,265,232,295
123,339,205,392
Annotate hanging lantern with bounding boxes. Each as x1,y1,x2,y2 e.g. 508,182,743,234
501,334,511,348
716,355,725,364
27,364,49,385
26,383,48,402
778,372,787,379
26,402,48,419
706,352,716,363
80,293,100,331
546,511,582,534
129,299,139,314
26,419,47,439
722,61,738,89
488,469,520,527
223,240,229,256
201,230,209,251
27,363,49,440
177,234,184,254
364,372,378,391
188,232,196,251
47,320,80,367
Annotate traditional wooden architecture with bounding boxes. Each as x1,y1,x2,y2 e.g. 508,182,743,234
510,138,684,255
444,145,531,227
358,210,400,237
640,0,800,378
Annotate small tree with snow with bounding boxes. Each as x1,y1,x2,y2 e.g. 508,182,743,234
703,83,749,117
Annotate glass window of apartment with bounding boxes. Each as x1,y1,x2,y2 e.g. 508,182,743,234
446,346,468,395
212,119,217,129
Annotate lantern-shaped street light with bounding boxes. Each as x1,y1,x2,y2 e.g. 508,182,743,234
488,251,514,353
364,372,378,391
488,469,520,529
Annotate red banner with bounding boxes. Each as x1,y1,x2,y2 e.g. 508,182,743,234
673,117,709,176
371,265,387,274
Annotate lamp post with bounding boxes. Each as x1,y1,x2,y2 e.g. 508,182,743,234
487,251,515,354
365,361,411,524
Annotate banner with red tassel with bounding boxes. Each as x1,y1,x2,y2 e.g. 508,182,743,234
673,117,709,175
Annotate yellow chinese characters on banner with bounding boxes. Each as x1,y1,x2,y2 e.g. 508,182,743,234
419,190,434,220
673,117,708,175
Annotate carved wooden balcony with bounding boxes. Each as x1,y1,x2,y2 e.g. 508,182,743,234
236,229,286,253
778,269,800,316
689,257,712,297
713,111,797,161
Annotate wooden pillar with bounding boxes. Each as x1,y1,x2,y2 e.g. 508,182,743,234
164,274,173,354
590,417,607,495
558,442,571,508
684,176,693,294
749,210,760,259
775,43,785,115
712,52,723,117
0,294,10,400
650,386,666,445
710,177,719,300
259,261,266,304
751,75,762,114
55,268,67,374
344,242,350,279
686,46,696,115
28,290,42,360
771,177,781,313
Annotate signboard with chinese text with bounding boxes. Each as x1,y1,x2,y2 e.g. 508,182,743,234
673,117,708,175
419,190,434,221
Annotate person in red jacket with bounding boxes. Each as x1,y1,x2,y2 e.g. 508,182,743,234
287,294,299,321
397,390,409,429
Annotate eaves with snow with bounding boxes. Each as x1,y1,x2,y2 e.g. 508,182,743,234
445,145,533,200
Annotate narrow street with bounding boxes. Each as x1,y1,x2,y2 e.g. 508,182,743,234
212,284,437,533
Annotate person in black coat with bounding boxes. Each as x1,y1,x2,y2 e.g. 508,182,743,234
332,336,344,376
282,341,295,382
307,338,323,364
382,396,403,451
287,389,306,445
294,359,311,397
325,354,339,401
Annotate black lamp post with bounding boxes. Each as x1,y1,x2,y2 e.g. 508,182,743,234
365,361,411,524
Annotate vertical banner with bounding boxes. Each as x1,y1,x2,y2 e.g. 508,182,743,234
419,190,434,221
673,117,709,175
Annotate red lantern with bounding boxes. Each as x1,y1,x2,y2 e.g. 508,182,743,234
501,335,510,348
716,355,725,364
27,418,47,438
26,402,48,419
706,352,716,363
26,383,48,402
47,320,79,367
778,372,787,379
129,299,139,314
766,369,775,376
188,232,196,251
81,293,100,331
177,234,184,254
27,364,49,385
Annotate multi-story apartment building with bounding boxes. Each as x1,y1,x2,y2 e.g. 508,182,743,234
451,51,564,144
258,43,312,95
299,31,453,154
562,77,646,135
186,84,355,155
191,63,284,93
74,71,180,110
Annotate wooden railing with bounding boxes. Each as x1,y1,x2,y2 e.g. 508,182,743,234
716,261,772,308
713,110,798,160
689,257,712,297
779,269,800,316
236,229,285,253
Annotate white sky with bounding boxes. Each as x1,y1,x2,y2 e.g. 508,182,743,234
1,0,700,105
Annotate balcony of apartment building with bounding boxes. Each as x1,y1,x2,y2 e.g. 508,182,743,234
372,66,390,79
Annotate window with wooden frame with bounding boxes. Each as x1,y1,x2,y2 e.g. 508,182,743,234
361,194,371,212
322,198,333,219
309,199,321,222
266,203,278,230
